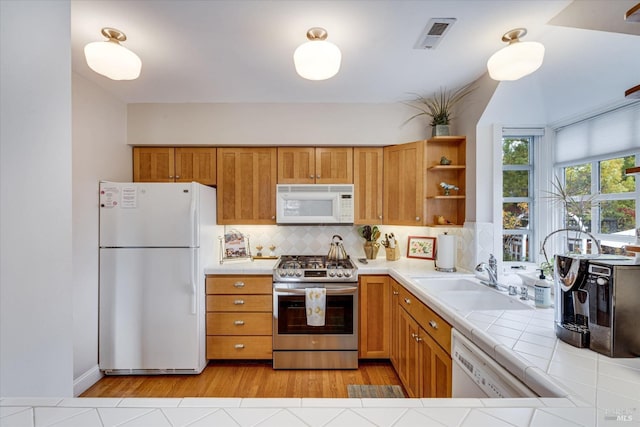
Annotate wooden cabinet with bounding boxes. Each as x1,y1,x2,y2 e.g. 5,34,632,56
397,306,421,397
419,328,452,398
205,275,273,360
395,283,452,398
358,275,390,359
383,141,425,225
277,147,353,184
133,147,217,185
425,136,466,226
217,147,277,224
390,279,401,369
353,147,383,224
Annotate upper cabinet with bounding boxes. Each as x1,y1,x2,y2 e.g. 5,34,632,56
217,147,277,225
133,147,217,186
353,147,383,224
383,141,425,225
425,136,466,226
277,147,353,184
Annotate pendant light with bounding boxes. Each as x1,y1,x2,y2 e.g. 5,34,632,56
84,28,142,81
487,28,544,81
293,27,341,81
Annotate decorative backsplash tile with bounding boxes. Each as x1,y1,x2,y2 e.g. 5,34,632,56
223,222,488,272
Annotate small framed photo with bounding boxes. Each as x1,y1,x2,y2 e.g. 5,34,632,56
407,236,436,260
219,230,253,264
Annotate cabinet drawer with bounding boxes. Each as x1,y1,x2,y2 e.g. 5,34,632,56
206,275,272,295
207,312,272,335
398,285,451,354
398,285,417,316
207,295,272,312
413,302,451,354
207,336,273,359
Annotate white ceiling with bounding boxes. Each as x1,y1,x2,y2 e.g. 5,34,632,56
71,0,640,121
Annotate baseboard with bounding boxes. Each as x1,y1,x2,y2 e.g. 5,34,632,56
73,365,103,397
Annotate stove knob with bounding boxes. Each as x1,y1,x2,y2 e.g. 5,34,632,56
344,271,351,278
328,270,336,277
287,270,295,277
337,271,343,278
295,270,302,277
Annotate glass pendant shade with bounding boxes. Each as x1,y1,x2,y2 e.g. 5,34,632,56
294,28,341,81
84,29,141,81
487,29,544,81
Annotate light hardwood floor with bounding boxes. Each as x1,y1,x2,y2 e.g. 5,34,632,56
81,360,403,398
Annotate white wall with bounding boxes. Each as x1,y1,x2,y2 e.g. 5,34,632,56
454,72,499,223
72,73,130,395
128,103,428,146
469,75,548,265
0,0,74,396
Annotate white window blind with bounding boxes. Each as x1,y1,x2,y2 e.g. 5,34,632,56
555,103,640,164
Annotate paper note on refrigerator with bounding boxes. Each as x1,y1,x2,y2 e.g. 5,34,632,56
121,187,137,208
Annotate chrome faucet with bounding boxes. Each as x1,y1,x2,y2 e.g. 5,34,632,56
475,254,506,290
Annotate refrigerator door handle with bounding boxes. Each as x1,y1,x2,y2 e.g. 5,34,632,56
190,248,197,314
190,183,197,248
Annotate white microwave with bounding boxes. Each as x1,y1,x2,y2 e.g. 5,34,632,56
276,184,354,224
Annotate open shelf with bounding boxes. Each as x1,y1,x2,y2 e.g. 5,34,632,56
428,165,466,171
425,136,466,227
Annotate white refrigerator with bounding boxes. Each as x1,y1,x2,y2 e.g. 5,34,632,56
98,181,220,374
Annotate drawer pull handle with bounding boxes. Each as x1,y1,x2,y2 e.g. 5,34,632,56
233,281,245,288
415,336,423,343
234,320,245,326
392,291,399,295
234,344,245,349
429,320,438,329
404,298,411,304
234,299,245,305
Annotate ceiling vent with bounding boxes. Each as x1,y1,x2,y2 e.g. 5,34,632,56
414,18,457,49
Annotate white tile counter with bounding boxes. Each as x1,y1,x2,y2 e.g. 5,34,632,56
3,258,636,426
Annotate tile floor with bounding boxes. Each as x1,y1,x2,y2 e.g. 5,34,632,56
0,397,604,427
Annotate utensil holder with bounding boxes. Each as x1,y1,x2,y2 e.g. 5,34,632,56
385,247,400,261
363,242,380,259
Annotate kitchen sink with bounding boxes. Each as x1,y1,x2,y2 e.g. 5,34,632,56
411,277,533,313
437,290,533,313
412,278,484,293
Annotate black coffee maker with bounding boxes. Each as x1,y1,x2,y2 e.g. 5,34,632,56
554,255,590,348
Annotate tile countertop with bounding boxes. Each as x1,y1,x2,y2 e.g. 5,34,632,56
2,258,637,427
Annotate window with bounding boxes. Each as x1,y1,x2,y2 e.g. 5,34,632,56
554,103,640,251
502,136,534,261
559,154,637,247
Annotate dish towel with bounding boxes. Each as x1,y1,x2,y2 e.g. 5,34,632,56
305,287,326,326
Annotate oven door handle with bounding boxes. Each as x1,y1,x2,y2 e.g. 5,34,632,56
274,286,357,295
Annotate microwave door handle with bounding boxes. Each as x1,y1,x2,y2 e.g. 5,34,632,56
273,286,357,295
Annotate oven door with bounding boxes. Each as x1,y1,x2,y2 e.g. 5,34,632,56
273,283,358,351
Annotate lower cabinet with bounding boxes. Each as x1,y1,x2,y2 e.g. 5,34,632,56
394,280,452,398
205,275,273,359
390,279,401,369
358,275,391,358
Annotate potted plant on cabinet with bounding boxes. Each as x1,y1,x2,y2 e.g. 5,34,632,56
404,83,475,136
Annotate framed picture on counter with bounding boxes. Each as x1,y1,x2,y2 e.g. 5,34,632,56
407,236,436,260
219,230,253,264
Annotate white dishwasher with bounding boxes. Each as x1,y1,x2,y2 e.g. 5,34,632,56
451,329,537,398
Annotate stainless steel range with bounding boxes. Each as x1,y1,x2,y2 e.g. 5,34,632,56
272,255,359,369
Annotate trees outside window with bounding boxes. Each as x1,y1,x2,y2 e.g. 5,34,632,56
502,137,534,261
560,154,637,245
